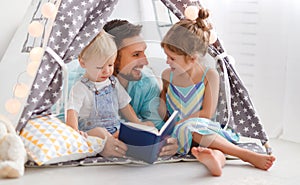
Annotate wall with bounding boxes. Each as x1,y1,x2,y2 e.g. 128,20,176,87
281,0,300,143
0,0,32,61
203,0,300,142
109,0,141,22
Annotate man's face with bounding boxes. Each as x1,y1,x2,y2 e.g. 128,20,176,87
116,36,148,81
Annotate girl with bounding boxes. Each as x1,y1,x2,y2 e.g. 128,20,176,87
159,8,275,176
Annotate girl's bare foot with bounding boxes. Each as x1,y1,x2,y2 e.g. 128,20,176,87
240,151,276,170
191,146,225,176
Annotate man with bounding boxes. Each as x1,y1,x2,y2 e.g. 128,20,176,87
103,19,177,156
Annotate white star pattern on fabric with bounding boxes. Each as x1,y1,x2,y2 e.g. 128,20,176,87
17,0,118,133
215,56,268,143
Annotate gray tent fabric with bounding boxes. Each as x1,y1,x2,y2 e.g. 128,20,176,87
16,0,269,146
16,0,118,133
208,41,268,145
160,0,187,19
160,0,268,145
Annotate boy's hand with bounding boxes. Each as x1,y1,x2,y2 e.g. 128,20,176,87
140,121,155,127
75,129,88,138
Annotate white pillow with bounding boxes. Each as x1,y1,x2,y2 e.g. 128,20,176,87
20,115,104,165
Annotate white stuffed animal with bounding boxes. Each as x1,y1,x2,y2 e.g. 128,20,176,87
0,118,27,178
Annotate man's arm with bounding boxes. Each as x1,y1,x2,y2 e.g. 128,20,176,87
128,70,164,129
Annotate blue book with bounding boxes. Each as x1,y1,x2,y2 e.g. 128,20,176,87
118,110,178,164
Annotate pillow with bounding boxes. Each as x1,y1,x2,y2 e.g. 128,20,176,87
20,115,104,166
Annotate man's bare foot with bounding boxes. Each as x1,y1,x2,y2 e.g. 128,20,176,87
241,151,276,170
191,146,225,176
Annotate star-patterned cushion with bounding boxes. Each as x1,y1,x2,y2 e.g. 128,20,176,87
20,115,104,166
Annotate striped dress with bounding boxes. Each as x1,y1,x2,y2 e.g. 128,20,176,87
166,69,239,155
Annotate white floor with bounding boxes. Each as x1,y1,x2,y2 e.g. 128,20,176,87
1,138,299,185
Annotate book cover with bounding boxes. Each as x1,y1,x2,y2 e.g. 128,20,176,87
118,110,179,164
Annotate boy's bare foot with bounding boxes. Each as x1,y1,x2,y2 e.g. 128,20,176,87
241,152,276,170
191,146,225,176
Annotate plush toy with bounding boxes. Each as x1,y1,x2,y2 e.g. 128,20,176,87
0,117,27,178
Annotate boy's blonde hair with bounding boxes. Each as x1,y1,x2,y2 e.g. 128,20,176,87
79,30,117,64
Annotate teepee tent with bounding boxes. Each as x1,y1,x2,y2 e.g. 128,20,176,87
13,0,269,150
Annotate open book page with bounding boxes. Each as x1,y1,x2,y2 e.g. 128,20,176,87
121,122,159,135
122,110,179,136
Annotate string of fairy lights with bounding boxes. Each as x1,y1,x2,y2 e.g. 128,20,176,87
4,1,59,117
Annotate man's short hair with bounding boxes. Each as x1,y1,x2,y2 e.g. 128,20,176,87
103,19,142,49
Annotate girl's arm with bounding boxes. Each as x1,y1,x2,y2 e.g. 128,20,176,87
158,69,170,121
200,68,220,118
178,68,220,123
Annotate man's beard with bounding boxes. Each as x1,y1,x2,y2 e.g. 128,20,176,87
117,72,142,81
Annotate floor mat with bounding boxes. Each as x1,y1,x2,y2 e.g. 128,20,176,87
25,141,265,167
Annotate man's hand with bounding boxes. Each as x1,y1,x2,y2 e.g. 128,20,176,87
159,137,178,157
100,136,128,158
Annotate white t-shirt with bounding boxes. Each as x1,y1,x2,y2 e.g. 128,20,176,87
67,77,131,119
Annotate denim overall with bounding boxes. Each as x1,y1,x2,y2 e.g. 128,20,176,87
78,76,120,134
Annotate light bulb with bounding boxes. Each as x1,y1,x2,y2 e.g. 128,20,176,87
28,21,44,37
41,2,57,19
27,61,40,77
14,83,29,98
209,29,218,44
184,6,199,20
5,98,21,115
29,47,44,62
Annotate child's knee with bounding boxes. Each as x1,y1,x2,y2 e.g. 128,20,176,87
199,134,217,147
